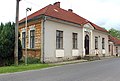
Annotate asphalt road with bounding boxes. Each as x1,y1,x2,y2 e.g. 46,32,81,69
0,58,120,81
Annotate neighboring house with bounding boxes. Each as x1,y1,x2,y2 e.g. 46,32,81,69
108,35,120,56
19,2,109,63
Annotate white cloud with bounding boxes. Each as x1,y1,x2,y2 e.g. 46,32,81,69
0,0,16,22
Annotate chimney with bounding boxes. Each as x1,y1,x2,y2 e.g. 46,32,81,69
54,2,60,8
68,9,73,12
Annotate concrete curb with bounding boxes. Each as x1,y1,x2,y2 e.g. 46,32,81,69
50,56,116,65
50,59,88,65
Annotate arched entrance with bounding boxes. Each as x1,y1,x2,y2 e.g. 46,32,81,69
85,35,89,55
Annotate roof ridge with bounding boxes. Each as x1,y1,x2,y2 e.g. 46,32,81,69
88,21,108,32
19,4,52,23
44,4,52,15
55,6,88,24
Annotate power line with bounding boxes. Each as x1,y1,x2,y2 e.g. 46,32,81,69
24,0,40,7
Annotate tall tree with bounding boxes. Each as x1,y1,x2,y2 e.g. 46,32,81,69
0,22,22,66
109,28,120,39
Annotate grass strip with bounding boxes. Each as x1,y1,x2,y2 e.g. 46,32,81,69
0,64,54,74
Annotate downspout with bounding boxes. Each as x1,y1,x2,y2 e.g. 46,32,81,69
42,15,46,63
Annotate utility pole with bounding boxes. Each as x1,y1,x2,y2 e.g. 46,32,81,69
14,0,20,66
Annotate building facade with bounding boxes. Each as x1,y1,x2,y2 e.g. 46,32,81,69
19,2,114,63
108,35,120,56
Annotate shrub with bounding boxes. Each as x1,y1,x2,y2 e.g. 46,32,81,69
27,57,40,64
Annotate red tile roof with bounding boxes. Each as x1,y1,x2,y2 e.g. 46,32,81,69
109,35,120,45
19,4,50,23
19,2,108,33
89,22,108,32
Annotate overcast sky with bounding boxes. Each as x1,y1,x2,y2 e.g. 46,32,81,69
0,0,120,30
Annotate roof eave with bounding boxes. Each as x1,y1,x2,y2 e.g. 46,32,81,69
19,14,45,25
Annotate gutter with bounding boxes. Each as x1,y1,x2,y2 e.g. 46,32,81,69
19,15,43,26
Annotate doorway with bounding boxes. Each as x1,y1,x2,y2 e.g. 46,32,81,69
85,35,89,55
111,45,113,56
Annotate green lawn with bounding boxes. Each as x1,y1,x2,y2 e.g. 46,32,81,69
0,64,54,74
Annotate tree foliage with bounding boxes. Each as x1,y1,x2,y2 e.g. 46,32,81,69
0,22,22,66
109,28,120,39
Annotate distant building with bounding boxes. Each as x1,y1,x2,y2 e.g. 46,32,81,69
19,2,117,63
108,35,120,56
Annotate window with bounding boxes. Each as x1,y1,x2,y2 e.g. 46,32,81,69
56,30,63,49
95,36,98,49
102,38,105,49
73,33,78,49
30,30,35,48
22,32,26,48
116,47,118,54
109,45,110,52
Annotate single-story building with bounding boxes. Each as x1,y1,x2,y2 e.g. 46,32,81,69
19,2,111,63
109,35,120,56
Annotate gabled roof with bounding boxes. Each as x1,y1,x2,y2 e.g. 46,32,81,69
19,4,50,23
89,22,108,32
109,35,120,45
19,4,87,25
19,2,108,33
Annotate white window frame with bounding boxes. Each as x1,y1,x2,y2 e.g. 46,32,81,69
21,28,26,48
28,25,35,49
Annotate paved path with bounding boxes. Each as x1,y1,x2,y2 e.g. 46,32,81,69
0,58,120,81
